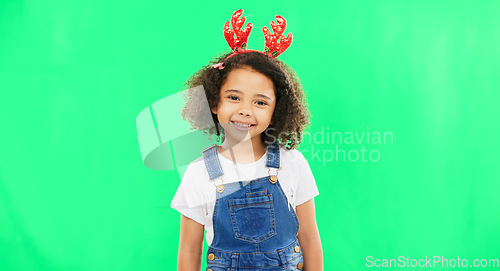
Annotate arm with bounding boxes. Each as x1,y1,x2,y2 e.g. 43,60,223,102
177,214,204,271
296,198,323,270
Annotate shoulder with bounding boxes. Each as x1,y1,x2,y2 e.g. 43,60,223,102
185,144,218,175
279,146,309,165
181,154,208,182
279,146,315,179
278,146,318,205
279,146,313,177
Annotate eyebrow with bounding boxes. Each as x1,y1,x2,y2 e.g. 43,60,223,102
224,89,273,101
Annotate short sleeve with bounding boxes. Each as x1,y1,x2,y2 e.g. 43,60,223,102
170,162,206,225
294,150,319,206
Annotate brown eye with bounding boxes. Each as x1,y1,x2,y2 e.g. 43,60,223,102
228,95,239,101
256,100,268,106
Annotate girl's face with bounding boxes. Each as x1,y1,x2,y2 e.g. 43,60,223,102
211,66,276,144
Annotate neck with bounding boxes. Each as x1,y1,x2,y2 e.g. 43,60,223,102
219,135,267,163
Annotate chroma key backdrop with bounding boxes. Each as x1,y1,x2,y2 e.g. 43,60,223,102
1,0,499,270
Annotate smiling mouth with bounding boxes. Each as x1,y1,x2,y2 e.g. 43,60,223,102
231,121,255,128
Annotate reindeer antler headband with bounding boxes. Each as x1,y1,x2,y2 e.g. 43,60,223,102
221,9,293,59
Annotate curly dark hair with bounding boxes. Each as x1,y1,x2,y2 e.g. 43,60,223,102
181,51,310,150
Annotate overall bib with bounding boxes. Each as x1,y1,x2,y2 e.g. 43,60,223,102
202,142,304,271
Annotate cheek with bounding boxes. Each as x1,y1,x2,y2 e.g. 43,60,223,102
216,103,235,119
257,108,275,122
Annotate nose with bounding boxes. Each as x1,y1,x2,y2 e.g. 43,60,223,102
238,103,252,116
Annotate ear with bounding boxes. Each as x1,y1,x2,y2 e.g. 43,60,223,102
211,106,217,115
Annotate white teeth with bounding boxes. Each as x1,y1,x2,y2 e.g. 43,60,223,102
233,121,252,128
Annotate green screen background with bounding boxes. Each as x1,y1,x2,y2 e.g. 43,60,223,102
1,0,499,270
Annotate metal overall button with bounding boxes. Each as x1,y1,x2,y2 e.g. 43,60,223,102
210,177,225,193
269,175,277,184
267,167,280,184
294,245,300,253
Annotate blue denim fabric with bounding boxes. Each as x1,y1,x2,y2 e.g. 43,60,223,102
202,143,303,270
203,144,224,180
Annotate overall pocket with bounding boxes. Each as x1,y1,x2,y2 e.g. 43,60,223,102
229,194,277,243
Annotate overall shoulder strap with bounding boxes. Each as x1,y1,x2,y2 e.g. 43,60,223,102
202,144,224,180
265,142,281,169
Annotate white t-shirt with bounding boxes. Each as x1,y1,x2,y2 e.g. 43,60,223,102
170,146,319,246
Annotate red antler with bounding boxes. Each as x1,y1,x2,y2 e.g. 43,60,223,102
262,15,293,57
223,9,253,52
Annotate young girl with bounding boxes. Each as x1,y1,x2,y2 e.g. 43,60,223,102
171,9,323,270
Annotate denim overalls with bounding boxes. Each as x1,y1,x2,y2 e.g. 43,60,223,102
202,142,304,270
